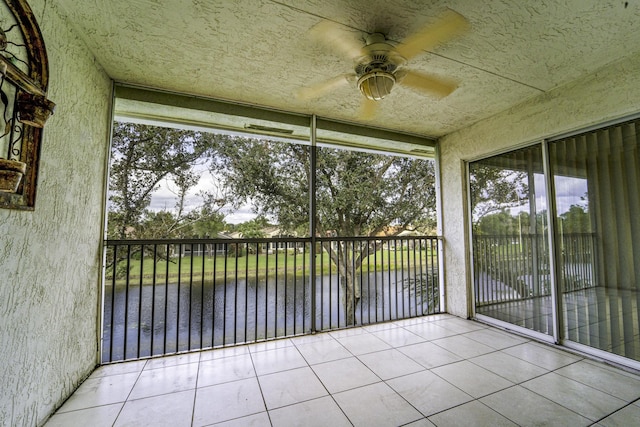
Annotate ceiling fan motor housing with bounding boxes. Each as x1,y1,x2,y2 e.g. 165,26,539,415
357,71,395,100
355,36,403,101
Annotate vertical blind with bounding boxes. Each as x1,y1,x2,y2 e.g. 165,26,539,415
550,119,640,360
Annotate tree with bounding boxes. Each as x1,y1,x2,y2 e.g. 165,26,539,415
469,164,529,223
476,210,519,235
107,122,229,279
107,122,222,239
133,206,227,239
559,204,591,233
235,216,270,239
210,137,436,324
187,205,227,238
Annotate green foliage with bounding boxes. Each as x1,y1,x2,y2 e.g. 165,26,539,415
211,137,309,233
316,148,436,236
187,205,227,238
475,210,520,235
108,122,222,239
470,163,529,221
138,210,178,239
106,247,436,285
559,204,591,233
210,139,436,237
235,216,270,238
107,124,437,324
475,209,551,236
108,124,436,240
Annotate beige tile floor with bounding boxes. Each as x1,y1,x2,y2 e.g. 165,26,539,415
45,314,640,426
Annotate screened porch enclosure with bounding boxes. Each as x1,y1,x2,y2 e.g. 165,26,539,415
470,118,640,363
103,87,441,363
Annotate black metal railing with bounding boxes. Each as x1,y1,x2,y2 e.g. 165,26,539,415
556,233,597,292
102,235,440,362
473,233,596,306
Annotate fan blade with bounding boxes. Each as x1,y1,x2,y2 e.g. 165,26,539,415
296,74,354,100
309,20,364,59
395,10,469,61
360,97,378,120
398,69,458,99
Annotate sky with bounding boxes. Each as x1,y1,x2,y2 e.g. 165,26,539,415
475,172,589,222
148,170,258,224
554,175,588,213
152,168,590,227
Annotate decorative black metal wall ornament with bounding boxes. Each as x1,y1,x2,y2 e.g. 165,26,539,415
0,0,55,209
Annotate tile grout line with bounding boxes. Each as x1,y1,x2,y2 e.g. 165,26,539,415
190,353,203,427
346,319,473,425
536,358,640,410
550,356,640,396
291,331,361,425
372,320,461,424
461,355,632,426
323,338,422,426
248,345,275,427
425,397,520,426
294,319,439,425
412,331,592,422
110,359,149,427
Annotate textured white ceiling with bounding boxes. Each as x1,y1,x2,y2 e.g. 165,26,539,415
56,0,640,138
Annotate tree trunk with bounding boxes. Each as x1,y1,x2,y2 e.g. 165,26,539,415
322,241,362,326
341,271,359,326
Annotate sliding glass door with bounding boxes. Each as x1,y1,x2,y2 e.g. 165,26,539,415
470,118,640,364
550,120,640,361
469,145,553,336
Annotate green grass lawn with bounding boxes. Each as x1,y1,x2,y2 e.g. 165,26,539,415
106,248,437,285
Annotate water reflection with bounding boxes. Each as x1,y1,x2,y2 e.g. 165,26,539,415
102,270,438,362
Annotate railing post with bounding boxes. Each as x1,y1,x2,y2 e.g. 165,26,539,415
310,115,317,333
437,236,445,314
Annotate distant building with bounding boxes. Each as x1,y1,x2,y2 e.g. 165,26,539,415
179,233,233,257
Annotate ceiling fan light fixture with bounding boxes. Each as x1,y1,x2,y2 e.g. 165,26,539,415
357,71,395,101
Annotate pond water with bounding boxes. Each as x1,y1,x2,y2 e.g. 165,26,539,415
102,270,438,362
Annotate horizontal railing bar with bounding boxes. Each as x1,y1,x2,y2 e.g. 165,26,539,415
105,237,312,245
473,233,595,239
106,235,440,246
317,236,439,243
106,236,440,245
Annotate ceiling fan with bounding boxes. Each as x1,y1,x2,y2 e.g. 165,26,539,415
297,10,470,118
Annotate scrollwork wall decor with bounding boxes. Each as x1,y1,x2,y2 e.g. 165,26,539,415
0,0,55,209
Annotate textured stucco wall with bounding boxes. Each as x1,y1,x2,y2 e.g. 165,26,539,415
440,52,640,318
0,1,111,426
